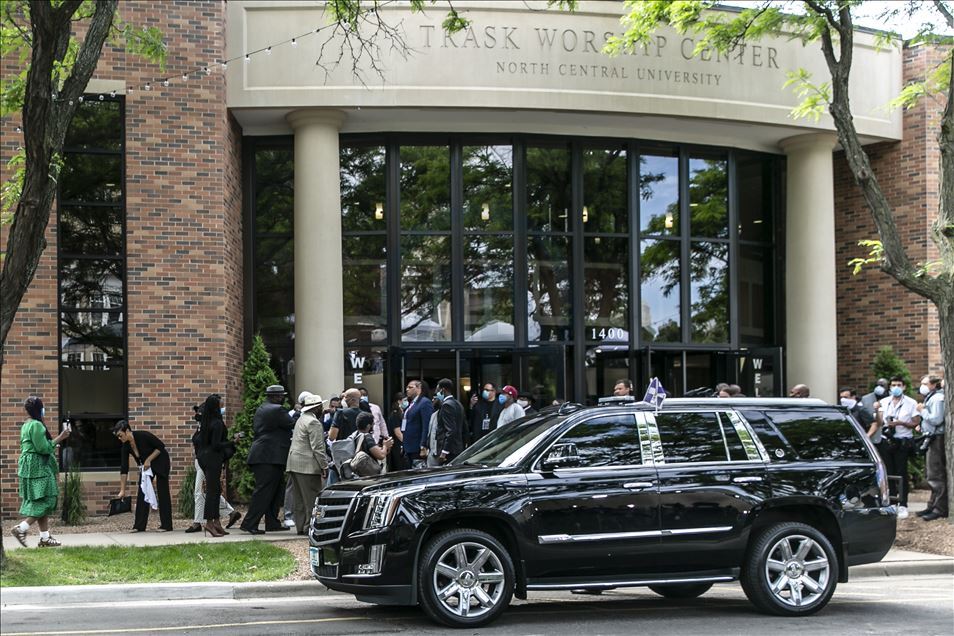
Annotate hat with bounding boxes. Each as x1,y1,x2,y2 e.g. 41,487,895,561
266,384,287,395
297,391,312,404
502,385,518,399
301,393,325,413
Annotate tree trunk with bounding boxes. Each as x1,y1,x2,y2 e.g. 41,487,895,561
939,297,954,525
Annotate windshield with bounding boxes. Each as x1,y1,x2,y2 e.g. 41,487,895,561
450,415,560,468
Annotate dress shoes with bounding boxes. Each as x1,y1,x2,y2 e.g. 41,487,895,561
241,526,265,535
922,511,948,521
184,523,203,533
226,511,242,529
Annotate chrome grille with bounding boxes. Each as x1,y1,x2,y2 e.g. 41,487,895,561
312,490,359,546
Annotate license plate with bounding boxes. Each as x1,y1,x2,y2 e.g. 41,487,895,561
309,546,321,569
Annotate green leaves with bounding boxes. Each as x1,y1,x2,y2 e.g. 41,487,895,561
847,239,884,275
783,69,832,121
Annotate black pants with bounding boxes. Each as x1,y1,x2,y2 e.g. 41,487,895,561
926,434,948,516
883,438,913,507
198,458,224,521
243,463,285,531
134,473,172,531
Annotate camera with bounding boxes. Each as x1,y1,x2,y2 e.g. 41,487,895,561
882,415,896,438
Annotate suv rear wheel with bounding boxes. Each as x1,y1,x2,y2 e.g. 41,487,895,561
741,521,838,616
648,582,713,599
417,528,515,628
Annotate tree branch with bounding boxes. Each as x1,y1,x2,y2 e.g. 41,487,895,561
933,0,954,28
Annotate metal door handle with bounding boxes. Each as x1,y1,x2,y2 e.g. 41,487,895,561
624,482,654,490
732,476,763,483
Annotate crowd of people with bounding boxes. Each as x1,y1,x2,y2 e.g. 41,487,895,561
9,371,946,546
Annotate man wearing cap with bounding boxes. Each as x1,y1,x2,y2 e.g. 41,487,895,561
496,385,525,428
286,393,329,535
241,384,295,534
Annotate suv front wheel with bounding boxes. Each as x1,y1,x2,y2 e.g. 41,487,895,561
417,528,515,628
741,521,838,616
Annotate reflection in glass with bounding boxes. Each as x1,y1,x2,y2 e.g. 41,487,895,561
255,149,294,234
739,245,774,344
640,238,680,342
254,237,295,353
60,259,123,309
400,146,450,231
341,146,386,232
64,100,121,150
689,155,728,238
60,205,123,255
60,155,122,203
401,235,452,342
737,153,773,241
528,236,572,341
343,347,387,407
464,235,514,341
690,241,728,343
526,145,571,233
60,311,124,363
656,412,727,463
584,351,630,406
583,147,627,233
343,235,387,343
464,145,513,232
54,417,123,470
558,416,641,466
584,237,628,338
639,152,678,236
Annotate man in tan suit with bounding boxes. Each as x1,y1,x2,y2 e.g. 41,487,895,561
286,393,329,535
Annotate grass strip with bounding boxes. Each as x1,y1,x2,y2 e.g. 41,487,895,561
0,541,296,587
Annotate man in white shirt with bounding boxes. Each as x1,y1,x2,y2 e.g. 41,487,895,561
496,385,525,428
873,376,921,519
358,387,389,443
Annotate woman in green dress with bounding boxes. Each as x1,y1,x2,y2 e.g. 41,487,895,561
10,396,71,548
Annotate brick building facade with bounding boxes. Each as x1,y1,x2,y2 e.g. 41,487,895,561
0,1,944,518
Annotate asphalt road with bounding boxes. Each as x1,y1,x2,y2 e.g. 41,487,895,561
2,575,951,636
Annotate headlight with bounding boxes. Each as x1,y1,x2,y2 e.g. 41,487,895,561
363,494,401,530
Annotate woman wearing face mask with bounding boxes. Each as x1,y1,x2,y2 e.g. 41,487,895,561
10,396,71,548
194,393,236,537
388,393,408,472
496,385,525,428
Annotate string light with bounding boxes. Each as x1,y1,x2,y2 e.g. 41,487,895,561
78,96,84,102
98,94,104,100
220,60,228,70
163,79,170,87
144,83,151,91
265,47,272,55
181,73,188,81
110,90,117,98
244,54,250,63
291,38,297,47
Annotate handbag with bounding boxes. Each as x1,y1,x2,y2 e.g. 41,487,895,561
108,496,132,516
350,450,384,477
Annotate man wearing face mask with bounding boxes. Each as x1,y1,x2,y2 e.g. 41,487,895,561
358,387,389,443
469,382,503,445
517,392,537,416
874,376,921,519
916,375,946,521
861,378,888,422
839,387,873,429
433,378,465,465
496,385,525,428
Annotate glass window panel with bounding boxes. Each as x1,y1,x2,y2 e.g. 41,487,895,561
55,416,124,470
401,235,452,342
342,347,387,408
343,235,387,344
341,145,386,232
766,411,870,462
254,237,295,355
464,235,514,341
553,415,642,467
60,311,124,363
737,153,774,241
463,145,513,232
60,258,123,309
584,351,631,406
690,241,728,343
527,144,571,233
639,152,678,236
65,100,122,151
689,154,728,238
639,238,680,343
583,146,627,234
60,154,122,203
60,364,125,418
739,244,775,345
400,146,450,232
584,237,628,339
656,411,727,463
685,352,715,394
528,235,572,342
721,415,749,461
59,205,123,256
255,149,294,234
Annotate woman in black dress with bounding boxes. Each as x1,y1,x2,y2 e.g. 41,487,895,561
113,420,173,532
387,392,408,472
195,394,233,537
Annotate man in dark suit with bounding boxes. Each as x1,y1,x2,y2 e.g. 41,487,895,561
434,378,464,464
241,384,295,534
469,381,503,445
402,379,433,469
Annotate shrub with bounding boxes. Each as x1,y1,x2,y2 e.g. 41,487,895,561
870,346,914,396
61,461,87,526
177,463,196,519
230,335,280,500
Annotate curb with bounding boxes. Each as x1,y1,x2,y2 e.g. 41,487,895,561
2,559,951,606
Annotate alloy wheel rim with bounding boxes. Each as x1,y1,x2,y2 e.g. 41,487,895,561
432,541,506,618
764,534,830,608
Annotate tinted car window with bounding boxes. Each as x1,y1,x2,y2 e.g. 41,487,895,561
720,414,749,461
655,412,727,463
764,410,871,462
555,415,641,467
739,410,791,460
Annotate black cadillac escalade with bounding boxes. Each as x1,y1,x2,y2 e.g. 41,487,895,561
308,398,896,628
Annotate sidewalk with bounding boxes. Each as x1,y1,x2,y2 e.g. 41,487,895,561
5,527,305,551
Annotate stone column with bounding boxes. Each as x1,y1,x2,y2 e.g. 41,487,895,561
779,133,838,403
286,109,346,400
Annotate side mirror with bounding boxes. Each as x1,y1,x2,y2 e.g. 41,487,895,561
542,443,582,470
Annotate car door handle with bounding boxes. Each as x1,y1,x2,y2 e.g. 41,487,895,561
732,476,763,483
624,482,654,490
